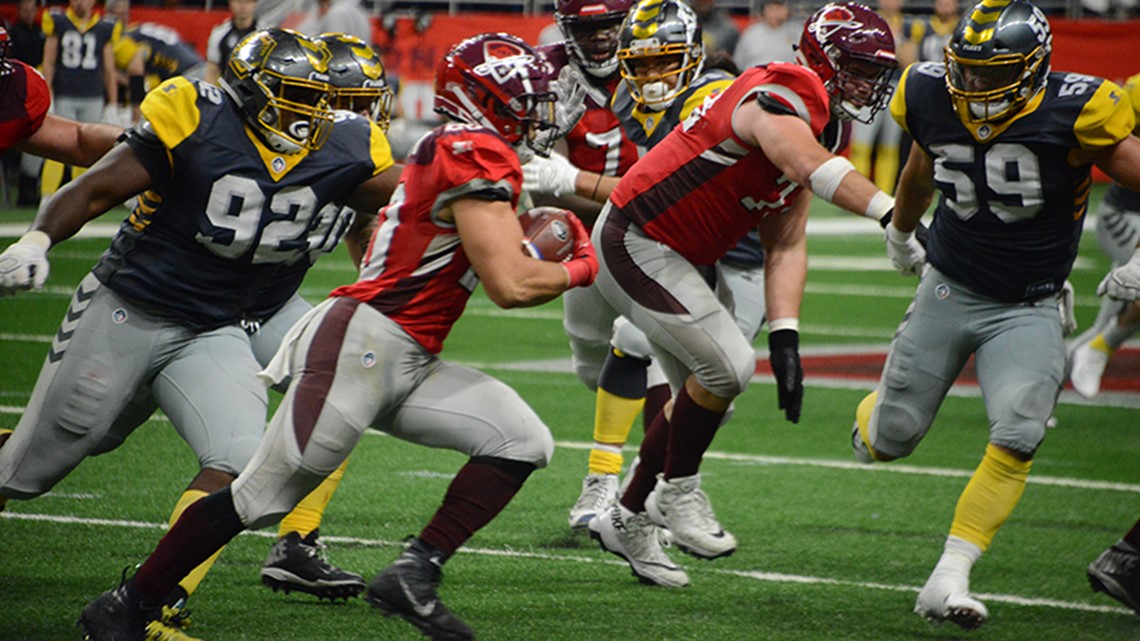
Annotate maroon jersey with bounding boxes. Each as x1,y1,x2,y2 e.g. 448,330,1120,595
332,124,521,354
0,60,50,151
609,63,830,266
539,43,638,179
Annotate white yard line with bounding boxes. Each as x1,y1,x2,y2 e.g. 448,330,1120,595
1,509,1130,617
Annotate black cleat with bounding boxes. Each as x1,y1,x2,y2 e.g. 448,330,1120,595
1089,542,1140,614
78,579,151,641
366,552,475,641
260,529,365,601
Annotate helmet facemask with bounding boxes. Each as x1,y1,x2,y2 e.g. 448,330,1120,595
946,45,1048,123
320,34,396,132
618,43,702,111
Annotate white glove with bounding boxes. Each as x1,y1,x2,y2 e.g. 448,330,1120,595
884,224,925,276
553,64,588,135
1058,280,1077,337
0,230,52,296
1097,249,1140,301
522,151,580,197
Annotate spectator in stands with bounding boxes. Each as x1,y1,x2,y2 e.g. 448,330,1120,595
293,0,372,42
40,0,120,193
206,0,259,83
691,0,739,59
911,0,959,64
733,0,800,69
5,0,47,206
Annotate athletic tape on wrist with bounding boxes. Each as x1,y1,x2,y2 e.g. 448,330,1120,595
768,317,799,332
865,191,894,221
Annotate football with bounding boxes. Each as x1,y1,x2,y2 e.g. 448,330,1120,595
519,206,577,263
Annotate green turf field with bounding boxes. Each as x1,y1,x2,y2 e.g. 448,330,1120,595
1,194,1137,640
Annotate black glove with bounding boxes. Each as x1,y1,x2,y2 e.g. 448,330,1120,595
879,208,930,249
767,328,803,424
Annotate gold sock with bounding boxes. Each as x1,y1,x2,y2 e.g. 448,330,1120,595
854,391,890,461
590,389,643,475
1090,333,1116,356
277,457,349,538
167,490,222,597
949,444,1032,551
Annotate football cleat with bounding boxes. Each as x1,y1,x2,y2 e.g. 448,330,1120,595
143,619,201,641
1088,542,1140,614
644,475,736,560
568,473,619,529
78,578,151,641
260,529,366,601
588,502,690,588
1069,335,1113,399
914,567,989,631
366,551,475,641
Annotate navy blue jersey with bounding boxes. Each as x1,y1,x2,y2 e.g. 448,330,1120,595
892,62,1133,302
115,23,203,80
612,68,735,150
92,77,394,331
42,8,120,98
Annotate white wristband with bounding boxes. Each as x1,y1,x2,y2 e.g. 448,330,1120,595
768,317,799,332
20,230,51,250
885,224,913,243
808,157,855,202
865,191,894,221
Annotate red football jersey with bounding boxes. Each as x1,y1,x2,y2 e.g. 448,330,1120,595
609,63,831,266
0,60,50,152
539,43,638,179
332,125,521,354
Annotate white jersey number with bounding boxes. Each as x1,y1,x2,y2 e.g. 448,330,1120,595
198,175,353,265
931,142,1044,223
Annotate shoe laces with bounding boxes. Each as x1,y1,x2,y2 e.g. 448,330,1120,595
664,486,720,534
574,475,616,512
144,619,200,641
617,510,675,565
1097,545,1140,576
299,530,330,562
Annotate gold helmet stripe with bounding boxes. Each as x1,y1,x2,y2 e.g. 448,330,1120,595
962,0,1010,45
630,0,667,39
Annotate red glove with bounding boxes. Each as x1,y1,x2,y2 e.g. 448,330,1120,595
561,212,598,288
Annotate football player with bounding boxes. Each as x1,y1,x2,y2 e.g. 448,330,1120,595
257,32,396,602
586,1,899,587
0,28,401,638
577,0,773,530
1067,71,1140,399
78,32,598,641
113,21,208,121
856,0,1140,629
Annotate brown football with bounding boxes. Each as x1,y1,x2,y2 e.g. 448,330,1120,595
519,206,576,263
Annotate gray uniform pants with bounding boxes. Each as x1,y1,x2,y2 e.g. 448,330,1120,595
865,266,1064,459
232,297,554,530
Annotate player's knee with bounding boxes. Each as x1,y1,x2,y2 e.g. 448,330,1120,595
867,398,926,459
513,425,554,468
704,347,756,398
611,318,654,360
989,398,1050,456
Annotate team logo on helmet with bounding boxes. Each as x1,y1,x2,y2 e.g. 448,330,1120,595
810,5,859,39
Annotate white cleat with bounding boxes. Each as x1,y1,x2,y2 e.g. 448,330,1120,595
588,503,690,588
568,473,619,529
914,570,989,631
645,475,736,560
1069,337,1112,399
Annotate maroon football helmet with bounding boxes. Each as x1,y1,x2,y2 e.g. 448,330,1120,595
434,33,559,159
795,2,898,123
555,0,632,78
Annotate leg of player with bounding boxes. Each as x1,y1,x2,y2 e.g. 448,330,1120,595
1088,518,1140,613
260,458,366,600
569,317,656,530
1069,302,1140,399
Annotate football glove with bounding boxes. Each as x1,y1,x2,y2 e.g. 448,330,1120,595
885,223,926,276
553,64,588,135
768,329,803,424
522,151,580,197
878,209,930,248
0,231,51,296
1097,250,1140,301
561,212,598,288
